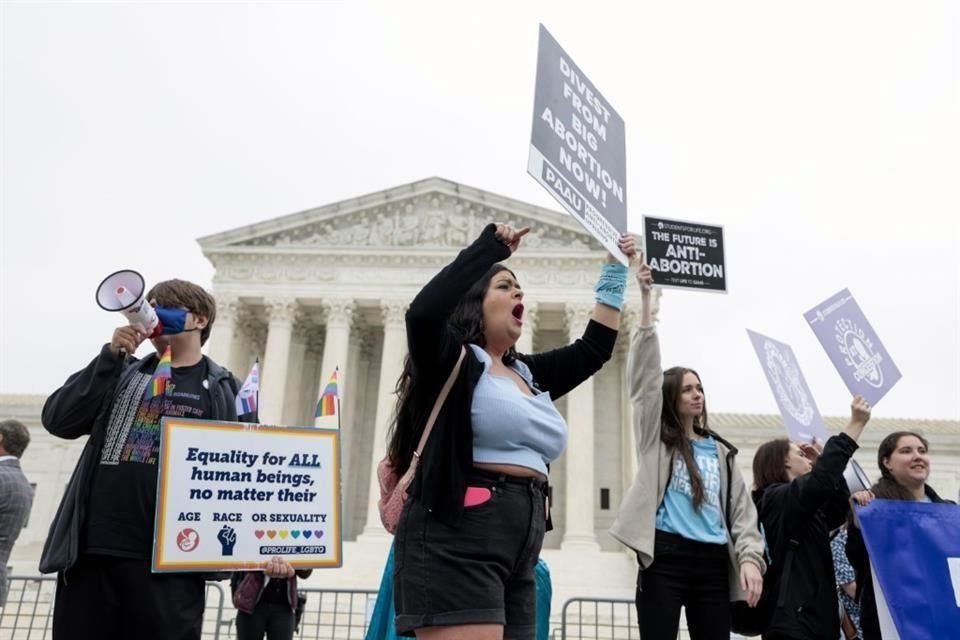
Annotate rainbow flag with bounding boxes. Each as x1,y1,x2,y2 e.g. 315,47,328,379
315,367,339,417
145,346,173,399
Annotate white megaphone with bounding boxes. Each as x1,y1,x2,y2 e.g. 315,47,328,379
843,458,872,494
95,269,159,335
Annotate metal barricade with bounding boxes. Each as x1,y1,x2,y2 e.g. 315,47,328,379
290,588,378,640
3,578,376,640
0,576,56,640
203,581,230,640
559,597,638,640
213,587,377,640
1,577,229,640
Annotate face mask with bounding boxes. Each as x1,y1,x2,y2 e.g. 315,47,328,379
154,306,196,336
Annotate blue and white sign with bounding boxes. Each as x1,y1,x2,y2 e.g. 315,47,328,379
528,24,628,264
857,500,960,640
746,329,827,442
804,288,902,405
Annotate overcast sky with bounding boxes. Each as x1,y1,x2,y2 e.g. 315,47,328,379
2,1,958,421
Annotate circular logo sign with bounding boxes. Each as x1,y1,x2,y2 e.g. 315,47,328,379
764,341,814,426
834,318,884,388
177,528,200,552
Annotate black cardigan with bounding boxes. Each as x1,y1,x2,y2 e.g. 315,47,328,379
846,484,952,640
753,433,858,640
405,223,617,527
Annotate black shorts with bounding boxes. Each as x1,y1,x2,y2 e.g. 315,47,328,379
393,469,547,639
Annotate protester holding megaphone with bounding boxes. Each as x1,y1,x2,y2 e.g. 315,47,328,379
845,431,954,640
750,396,871,640
40,276,250,640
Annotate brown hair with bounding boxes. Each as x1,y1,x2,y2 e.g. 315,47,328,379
0,419,31,458
146,279,216,345
872,431,930,500
752,438,791,490
660,366,709,508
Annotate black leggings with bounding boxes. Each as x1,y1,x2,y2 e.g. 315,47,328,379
636,530,731,640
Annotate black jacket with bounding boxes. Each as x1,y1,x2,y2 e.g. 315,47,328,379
39,344,245,574
845,484,952,640
405,223,617,527
753,433,858,640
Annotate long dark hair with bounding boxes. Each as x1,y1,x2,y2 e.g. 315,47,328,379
661,366,710,509
871,431,930,500
752,438,791,490
386,264,517,474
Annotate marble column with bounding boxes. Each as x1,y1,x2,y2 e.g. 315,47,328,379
316,299,354,425
515,303,538,355
361,300,408,539
206,295,239,372
282,315,308,425
259,298,297,425
562,303,600,550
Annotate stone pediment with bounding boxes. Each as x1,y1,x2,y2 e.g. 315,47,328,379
198,178,602,253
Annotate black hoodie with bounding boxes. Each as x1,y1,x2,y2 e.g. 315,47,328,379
39,345,246,575
753,433,858,640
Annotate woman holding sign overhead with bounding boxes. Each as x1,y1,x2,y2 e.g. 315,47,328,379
387,222,635,640
845,431,954,640
609,256,765,640
750,397,870,640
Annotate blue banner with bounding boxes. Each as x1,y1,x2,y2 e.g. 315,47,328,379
858,500,960,640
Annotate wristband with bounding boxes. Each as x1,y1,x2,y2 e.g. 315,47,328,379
594,262,629,311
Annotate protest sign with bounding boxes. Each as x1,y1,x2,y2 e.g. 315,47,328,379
746,329,827,442
153,418,341,572
858,501,960,640
804,288,901,405
643,215,726,292
528,24,628,264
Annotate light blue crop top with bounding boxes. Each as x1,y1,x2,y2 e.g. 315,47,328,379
469,344,567,475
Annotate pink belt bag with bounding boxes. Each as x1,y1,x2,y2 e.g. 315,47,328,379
376,347,466,534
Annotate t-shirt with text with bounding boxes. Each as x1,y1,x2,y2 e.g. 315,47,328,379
85,358,210,558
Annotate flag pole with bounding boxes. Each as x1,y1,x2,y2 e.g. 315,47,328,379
253,357,260,425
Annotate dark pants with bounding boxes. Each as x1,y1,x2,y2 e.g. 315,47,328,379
636,530,730,640
53,555,205,640
394,470,547,640
236,602,295,640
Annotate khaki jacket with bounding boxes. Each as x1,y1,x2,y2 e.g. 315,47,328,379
609,325,766,602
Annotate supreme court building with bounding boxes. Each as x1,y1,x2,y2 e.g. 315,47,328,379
5,178,959,627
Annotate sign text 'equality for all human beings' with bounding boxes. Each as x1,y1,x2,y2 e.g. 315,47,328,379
528,24,628,264
153,419,341,572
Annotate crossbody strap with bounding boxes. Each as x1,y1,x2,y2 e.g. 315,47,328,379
412,346,466,461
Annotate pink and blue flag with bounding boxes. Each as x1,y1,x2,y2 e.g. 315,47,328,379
236,361,260,417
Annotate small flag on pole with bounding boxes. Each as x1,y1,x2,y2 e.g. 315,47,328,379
236,360,260,417
315,367,339,417
145,346,173,399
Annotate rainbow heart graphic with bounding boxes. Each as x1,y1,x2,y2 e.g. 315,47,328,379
266,530,277,539
302,530,312,539
291,530,301,539
279,530,289,539
314,530,323,539
254,530,264,539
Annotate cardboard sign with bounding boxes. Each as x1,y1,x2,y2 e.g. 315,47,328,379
528,24,628,264
746,329,827,442
858,501,960,639
153,418,341,572
643,215,727,292
804,288,901,405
